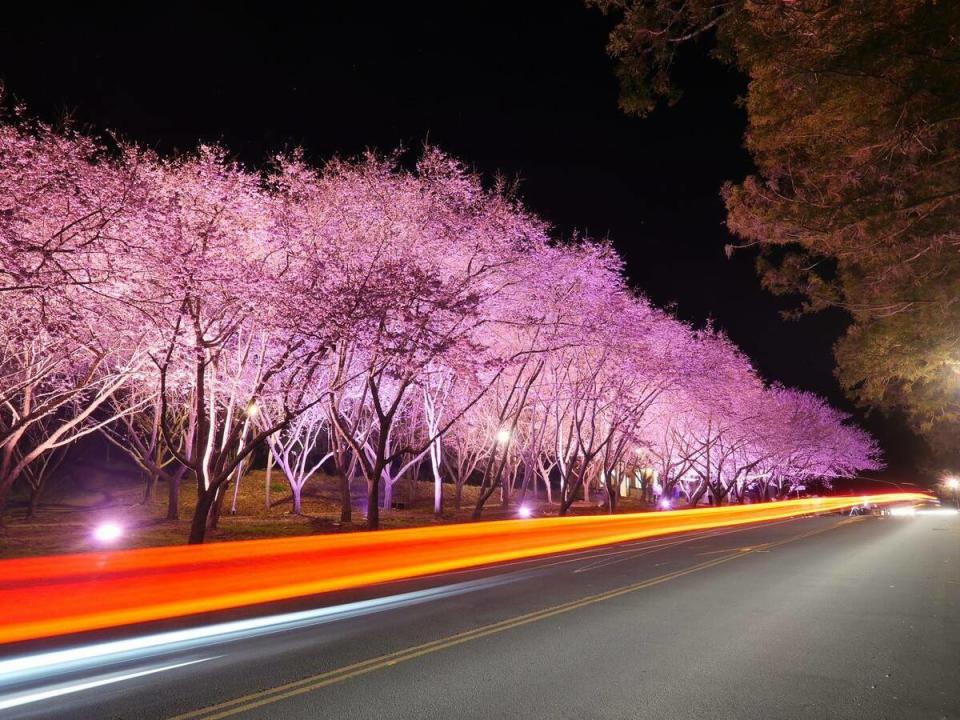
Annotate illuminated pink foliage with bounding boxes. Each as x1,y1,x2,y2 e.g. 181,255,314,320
0,109,883,537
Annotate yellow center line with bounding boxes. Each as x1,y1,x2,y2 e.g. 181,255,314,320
168,517,855,720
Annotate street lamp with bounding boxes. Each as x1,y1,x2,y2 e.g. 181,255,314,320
496,428,511,445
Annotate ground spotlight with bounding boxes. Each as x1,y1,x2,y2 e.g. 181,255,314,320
93,521,124,544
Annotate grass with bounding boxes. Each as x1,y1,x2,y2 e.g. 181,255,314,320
0,460,651,559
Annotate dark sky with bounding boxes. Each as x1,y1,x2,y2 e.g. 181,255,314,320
0,2,921,469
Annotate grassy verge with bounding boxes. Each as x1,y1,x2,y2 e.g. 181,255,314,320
0,463,651,559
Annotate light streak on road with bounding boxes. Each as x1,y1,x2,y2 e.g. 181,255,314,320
0,658,212,711
0,493,928,646
0,575,519,688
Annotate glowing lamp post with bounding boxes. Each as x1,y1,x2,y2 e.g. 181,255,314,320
495,428,511,445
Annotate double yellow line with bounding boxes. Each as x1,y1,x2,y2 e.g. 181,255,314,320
171,517,857,720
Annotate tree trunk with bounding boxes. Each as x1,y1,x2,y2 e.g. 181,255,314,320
339,471,352,523
517,464,533,507
366,462,384,530
265,445,274,511
188,491,216,544
230,467,242,514
559,467,585,517
687,480,709,508
407,471,417,505
292,484,302,514
472,442,510,520
0,465,25,522
142,469,157,504
0,484,9,522
559,476,581,516
166,473,181,520
433,468,442,514
208,483,228,530
382,478,393,515
26,485,43,519
606,482,618,514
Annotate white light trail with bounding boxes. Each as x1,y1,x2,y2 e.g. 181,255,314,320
0,658,211,711
0,574,518,689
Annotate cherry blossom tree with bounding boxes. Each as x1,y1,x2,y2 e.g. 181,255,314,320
122,148,343,543
0,116,151,517
260,404,332,514
0,106,887,534
309,151,551,529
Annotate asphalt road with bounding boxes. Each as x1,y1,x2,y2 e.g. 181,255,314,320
4,511,958,720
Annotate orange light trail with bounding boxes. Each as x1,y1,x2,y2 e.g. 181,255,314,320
0,493,927,645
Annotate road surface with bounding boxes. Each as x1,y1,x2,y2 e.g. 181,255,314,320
4,511,958,719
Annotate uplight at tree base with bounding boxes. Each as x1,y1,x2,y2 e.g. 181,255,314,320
0,493,927,647
92,522,124,544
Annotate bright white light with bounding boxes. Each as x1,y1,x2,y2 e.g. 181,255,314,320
659,498,672,510
917,508,959,516
518,505,532,519
945,477,959,490
889,506,916,517
92,522,123,544
0,659,210,711
246,401,260,418
496,428,511,444
0,575,517,688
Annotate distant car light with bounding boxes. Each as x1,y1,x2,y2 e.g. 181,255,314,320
659,499,672,510
517,505,532,519
888,506,916,517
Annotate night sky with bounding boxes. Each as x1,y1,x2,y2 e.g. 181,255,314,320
0,2,921,471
